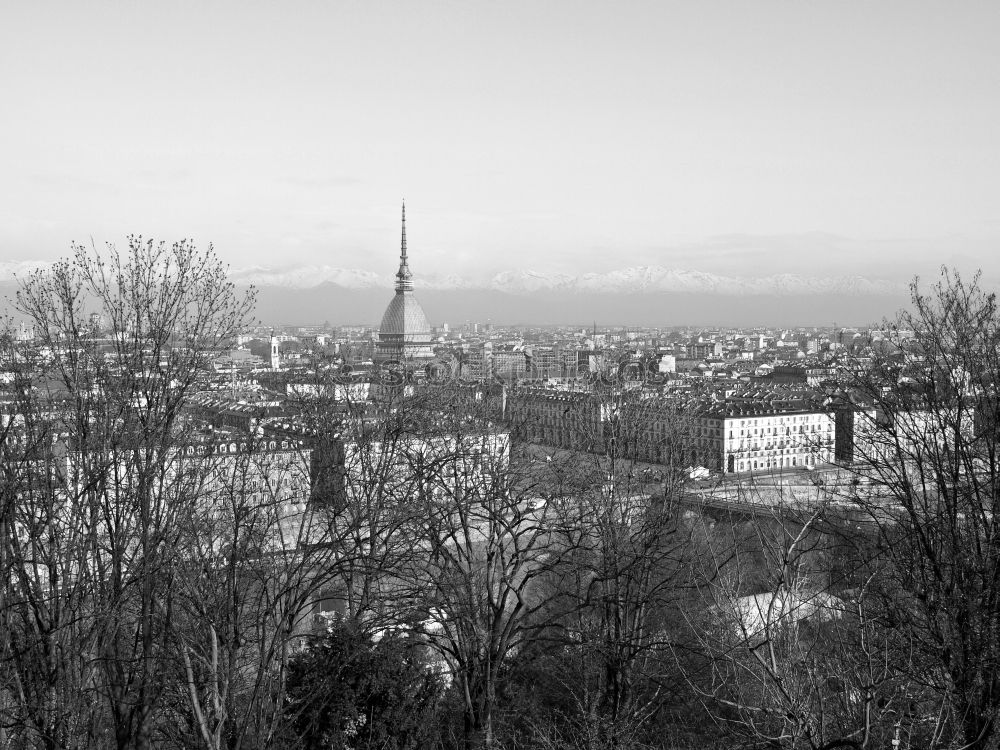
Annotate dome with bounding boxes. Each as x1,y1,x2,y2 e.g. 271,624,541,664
379,292,431,338
374,202,436,363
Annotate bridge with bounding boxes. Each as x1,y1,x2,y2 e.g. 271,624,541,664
678,472,896,527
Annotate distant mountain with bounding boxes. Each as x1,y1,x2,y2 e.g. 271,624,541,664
248,283,907,328
228,265,388,289
487,268,903,296
0,263,909,327
0,260,49,280
229,264,906,297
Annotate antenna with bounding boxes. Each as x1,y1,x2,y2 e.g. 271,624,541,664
394,200,413,292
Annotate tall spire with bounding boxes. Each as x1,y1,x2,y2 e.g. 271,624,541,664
395,200,413,293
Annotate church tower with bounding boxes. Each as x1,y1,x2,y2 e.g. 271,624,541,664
374,202,435,364
269,333,280,370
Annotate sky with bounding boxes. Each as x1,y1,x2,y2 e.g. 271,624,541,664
2,1,999,284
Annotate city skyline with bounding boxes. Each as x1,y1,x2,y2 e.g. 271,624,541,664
3,1,1000,286
5,4,1000,740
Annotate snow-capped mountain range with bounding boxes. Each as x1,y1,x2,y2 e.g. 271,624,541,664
0,261,905,297
0,261,51,279
226,265,905,296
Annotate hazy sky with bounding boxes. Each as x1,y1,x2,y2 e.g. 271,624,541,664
3,1,999,282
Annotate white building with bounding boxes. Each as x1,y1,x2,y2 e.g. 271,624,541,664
717,406,836,474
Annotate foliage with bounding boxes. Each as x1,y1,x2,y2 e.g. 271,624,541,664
283,621,445,750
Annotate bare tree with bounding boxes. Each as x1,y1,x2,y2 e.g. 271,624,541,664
685,268,1000,750
169,436,345,750
523,390,717,749
838,268,1000,749
378,390,582,749
0,331,108,748
4,237,254,749
687,495,914,750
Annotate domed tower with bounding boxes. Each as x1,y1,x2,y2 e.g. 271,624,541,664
375,202,436,364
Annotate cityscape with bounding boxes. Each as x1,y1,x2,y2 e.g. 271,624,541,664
3,2,1000,750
